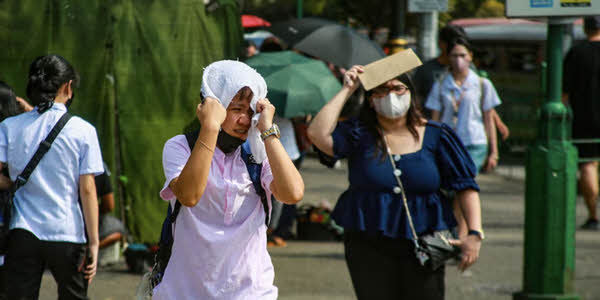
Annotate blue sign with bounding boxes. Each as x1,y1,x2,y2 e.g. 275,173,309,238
531,0,553,7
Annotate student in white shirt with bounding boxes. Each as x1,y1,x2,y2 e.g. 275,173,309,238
0,55,103,299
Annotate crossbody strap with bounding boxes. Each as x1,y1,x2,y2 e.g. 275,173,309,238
13,112,72,191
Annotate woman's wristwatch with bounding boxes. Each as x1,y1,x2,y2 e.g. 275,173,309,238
468,229,485,241
260,124,281,141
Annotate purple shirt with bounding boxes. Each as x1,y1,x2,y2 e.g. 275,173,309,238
154,135,277,300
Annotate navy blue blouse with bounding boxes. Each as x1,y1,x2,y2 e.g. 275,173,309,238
325,119,480,240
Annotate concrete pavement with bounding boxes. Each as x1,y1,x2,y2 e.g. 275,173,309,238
38,157,600,299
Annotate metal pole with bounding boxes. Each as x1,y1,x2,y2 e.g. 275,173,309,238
390,0,405,38
417,11,438,60
387,0,407,54
513,19,580,300
297,0,303,19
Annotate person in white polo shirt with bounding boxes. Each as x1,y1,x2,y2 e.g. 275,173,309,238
0,55,103,300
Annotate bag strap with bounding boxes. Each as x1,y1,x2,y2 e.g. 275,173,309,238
437,71,450,119
479,75,486,115
240,142,269,227
13,112,72,191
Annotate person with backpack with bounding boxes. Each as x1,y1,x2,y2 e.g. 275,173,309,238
425,36,500,176
152,60,304,300
414,25,509,140
0,55,103,299
425,37,500,239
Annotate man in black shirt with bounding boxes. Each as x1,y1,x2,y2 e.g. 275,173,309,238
563,16,600,230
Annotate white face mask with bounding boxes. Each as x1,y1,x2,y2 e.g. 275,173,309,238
372,92,411,119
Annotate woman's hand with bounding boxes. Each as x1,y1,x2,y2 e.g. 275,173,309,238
16,97,34,112
83,244,99,283
449,235,481,272
256,98,276,132
484,155,498,172
197,96,226,130
342,65,364,92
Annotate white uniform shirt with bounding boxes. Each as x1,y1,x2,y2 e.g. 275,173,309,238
274,116,300,161
425,69,501,146
154,135,277,300
0,103,103,243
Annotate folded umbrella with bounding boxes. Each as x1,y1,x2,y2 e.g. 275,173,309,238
245,51,342,118
268,17,385,69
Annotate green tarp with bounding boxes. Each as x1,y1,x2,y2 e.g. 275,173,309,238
0,0,243,242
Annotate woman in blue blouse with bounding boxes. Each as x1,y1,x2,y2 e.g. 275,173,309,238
307,65,483,300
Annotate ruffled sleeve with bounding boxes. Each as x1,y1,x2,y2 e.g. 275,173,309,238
315,119,362,168
436,123,480,192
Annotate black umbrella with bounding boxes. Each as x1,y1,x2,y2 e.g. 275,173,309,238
268,17,385,69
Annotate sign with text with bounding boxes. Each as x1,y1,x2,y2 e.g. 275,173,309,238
408,0,448,12
507,0,600,16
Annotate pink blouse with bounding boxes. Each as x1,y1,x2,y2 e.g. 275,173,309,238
153,135,277,300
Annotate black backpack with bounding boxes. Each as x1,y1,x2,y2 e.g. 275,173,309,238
148,130,269,290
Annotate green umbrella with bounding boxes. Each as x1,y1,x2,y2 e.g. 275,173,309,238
245,51,342,118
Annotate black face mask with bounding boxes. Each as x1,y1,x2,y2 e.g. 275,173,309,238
65,91,75,108
217,129,245,154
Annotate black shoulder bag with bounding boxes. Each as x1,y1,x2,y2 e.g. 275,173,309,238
0,112,72,253
382,134,461,271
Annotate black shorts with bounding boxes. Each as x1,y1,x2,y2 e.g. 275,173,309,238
575,142,600,160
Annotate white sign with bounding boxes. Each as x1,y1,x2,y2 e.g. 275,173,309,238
507,0,600,17
408,0,448,12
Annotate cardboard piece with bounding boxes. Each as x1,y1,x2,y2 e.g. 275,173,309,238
358,49,423,91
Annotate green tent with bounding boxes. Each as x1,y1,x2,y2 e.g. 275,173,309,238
0,0,243,242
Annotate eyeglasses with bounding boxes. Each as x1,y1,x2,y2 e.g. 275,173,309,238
372,85,409,96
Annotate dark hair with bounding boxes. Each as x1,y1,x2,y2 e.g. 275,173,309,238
26,55,79,113
359,72,424,160
243,39,256,48
260,37,284,52
447,36,473,54
0,81,20,122
439,25,467,45
584,16,600,34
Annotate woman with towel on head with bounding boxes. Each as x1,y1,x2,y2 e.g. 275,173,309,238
153,60,304,300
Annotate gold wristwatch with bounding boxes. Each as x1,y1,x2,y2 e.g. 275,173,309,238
260,124,281,141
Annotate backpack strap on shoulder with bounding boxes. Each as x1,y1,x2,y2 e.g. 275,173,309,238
438,71,450,118
479,76,486,114
241,142,270,227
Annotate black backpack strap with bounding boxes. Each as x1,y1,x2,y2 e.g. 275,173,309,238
165,130,200,225
14,112,72,190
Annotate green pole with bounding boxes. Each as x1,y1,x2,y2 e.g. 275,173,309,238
513,20,580,300
297,0,303,19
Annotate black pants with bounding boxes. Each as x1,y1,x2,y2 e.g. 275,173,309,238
344,231,445,300
4,229,88,300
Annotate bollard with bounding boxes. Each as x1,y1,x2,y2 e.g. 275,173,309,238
513,21,580,300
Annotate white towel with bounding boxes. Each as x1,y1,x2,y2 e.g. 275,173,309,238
201,60,268,163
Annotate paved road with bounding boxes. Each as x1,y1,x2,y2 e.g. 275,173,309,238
39,157,600,299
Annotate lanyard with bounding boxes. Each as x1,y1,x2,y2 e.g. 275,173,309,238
449,87,465,129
